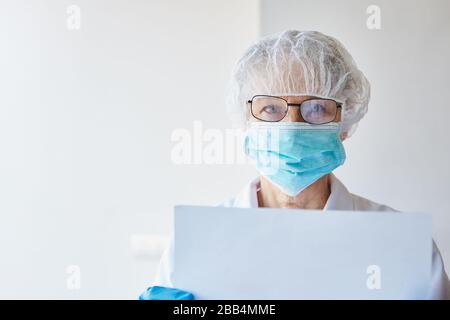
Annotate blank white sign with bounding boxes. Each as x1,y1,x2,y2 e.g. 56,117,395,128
173,206,431,300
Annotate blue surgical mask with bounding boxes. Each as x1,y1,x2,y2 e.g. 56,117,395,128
244,122,346,196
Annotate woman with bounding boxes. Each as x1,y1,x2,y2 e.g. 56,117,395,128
141,30,450,299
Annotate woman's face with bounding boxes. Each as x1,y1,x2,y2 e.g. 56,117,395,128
248,95,342,123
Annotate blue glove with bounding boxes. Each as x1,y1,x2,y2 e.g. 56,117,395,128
139,286,194,300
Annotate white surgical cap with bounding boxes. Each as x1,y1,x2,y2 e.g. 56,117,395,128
226,30,370,138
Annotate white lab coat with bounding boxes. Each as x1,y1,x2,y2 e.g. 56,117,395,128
154,174,450,299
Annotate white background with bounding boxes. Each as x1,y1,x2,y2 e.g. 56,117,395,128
0,0,449,299
0,0,259,299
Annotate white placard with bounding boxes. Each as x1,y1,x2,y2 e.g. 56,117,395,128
173,206,431,300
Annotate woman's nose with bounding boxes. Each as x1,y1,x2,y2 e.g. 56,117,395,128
283,106,304,122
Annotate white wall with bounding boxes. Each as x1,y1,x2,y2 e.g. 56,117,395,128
0,0,259,298
260,0,450,269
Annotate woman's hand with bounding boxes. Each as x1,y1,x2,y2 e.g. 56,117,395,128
139,286,194,300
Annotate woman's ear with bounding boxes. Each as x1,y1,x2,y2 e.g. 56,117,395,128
339,131,348,141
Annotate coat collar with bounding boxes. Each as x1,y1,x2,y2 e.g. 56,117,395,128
233,174,354,211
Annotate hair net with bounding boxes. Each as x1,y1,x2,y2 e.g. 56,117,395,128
226,30,370,138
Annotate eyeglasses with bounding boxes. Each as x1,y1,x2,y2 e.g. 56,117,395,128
247,95,342,125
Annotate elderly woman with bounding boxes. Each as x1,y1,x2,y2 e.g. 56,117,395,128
141,30,450,300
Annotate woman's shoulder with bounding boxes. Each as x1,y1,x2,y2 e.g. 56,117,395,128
349,192,398,212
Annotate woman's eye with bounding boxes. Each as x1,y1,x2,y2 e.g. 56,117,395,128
311,104,325,113
262,105,279,113
305,104,327,117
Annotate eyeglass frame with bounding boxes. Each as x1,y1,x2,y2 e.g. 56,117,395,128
246,95,343,125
